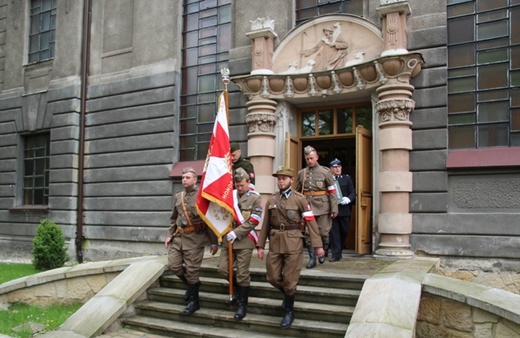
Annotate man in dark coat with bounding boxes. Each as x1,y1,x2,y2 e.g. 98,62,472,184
231,142,255,190
328,158,356,262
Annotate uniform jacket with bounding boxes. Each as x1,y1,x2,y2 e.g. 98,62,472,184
230,189,262,249
168,186,218,250
296,165,338,215
257,190,322,254
232,157,255,184
335,174,356,217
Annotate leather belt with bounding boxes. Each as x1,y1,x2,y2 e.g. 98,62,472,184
271,224,302,231
175,223,206,235
303,190,327,196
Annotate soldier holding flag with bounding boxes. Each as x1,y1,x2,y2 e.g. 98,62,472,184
218,167,262,321
164,167,219,315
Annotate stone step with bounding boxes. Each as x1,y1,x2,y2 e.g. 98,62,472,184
161,266,369,290
146,287,354,322
124,302,348,338
159,275,361,307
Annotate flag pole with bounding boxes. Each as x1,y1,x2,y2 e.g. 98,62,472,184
221,68,234,301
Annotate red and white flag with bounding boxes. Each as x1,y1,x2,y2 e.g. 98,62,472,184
196,93,235,240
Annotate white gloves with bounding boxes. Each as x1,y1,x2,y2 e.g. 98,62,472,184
226,231,237,243
340,197,351,205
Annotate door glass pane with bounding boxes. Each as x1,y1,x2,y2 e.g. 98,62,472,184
448,77,476,93
477,48,507,64
477,20,508,40
355,106,372,131
302,111,316,136
337,107,353,134
512,108,520,131
318,110,333,135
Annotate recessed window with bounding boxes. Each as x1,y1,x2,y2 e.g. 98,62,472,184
29,0,56,64
296,0,363,26
23,134,50,205
447,0,519,149
179,0,231,161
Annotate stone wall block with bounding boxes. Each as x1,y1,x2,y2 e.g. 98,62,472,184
441,299,473,332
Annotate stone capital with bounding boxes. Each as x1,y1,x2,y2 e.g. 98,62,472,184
376,98,415,125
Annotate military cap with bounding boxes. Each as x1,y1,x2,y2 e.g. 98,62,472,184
233,167,249,182
230,142,240,152
182,167,197,175
330,158,341,167
272,167,295,178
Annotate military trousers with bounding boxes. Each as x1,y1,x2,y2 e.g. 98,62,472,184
168,245,205,284
218,243,254,287
265,250,303,296
304,213,331,248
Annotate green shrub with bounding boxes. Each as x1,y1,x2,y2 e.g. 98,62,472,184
32,219,68,271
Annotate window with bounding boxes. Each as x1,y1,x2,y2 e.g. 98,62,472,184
447,0,520,149
300,105,372,137
29,0,56,64
23,134,50,205
296,0,363,26
179,0,231,161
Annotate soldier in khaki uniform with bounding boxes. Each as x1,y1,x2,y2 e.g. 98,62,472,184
257,167,324,329
230,142,255,190
218,168,262,321
296,145,338,269
164,167,218,315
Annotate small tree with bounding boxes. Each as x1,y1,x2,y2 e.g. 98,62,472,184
32,219,68,271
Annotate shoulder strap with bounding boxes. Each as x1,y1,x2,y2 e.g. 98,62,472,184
300,168,307,194
180,191,193,227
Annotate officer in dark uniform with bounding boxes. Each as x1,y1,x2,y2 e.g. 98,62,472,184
329,158,356,262
218,168,262,321
231,142,255,190
296,146,338,269
164,167,218,315
257,167,324,329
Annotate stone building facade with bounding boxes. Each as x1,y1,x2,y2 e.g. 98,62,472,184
0,0,518,264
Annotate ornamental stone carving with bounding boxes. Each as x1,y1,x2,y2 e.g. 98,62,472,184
245,112,277,133
376,98,415,124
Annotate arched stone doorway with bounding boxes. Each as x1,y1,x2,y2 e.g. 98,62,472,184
232,4,422,258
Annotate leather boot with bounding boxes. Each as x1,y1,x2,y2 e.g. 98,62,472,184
234,285,249,321
230,277,238,303
178,275,189,301
319,240,329,264
306,247,316,269
280,294,295,329
183,282,200,314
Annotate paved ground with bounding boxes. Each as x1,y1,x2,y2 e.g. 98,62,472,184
97,252,394,338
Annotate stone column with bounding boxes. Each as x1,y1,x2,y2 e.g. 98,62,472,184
375,0,414,257
245,96,278,195
244,18,279,196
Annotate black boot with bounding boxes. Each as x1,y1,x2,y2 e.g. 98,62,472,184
183,282,200,315
234,285,249,321
178,275,189,301
319,240,329,264
280,294,295,329
306,247,316,269
230,277,238,303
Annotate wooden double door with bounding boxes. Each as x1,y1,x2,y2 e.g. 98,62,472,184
287,126,372,255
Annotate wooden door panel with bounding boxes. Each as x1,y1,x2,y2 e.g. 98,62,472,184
356,125,372,254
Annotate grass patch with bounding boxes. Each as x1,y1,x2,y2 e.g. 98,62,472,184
0,263,82,337
0,263,38,284
0,302,82,338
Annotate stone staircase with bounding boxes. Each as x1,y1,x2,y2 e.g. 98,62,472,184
121,263,368,338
